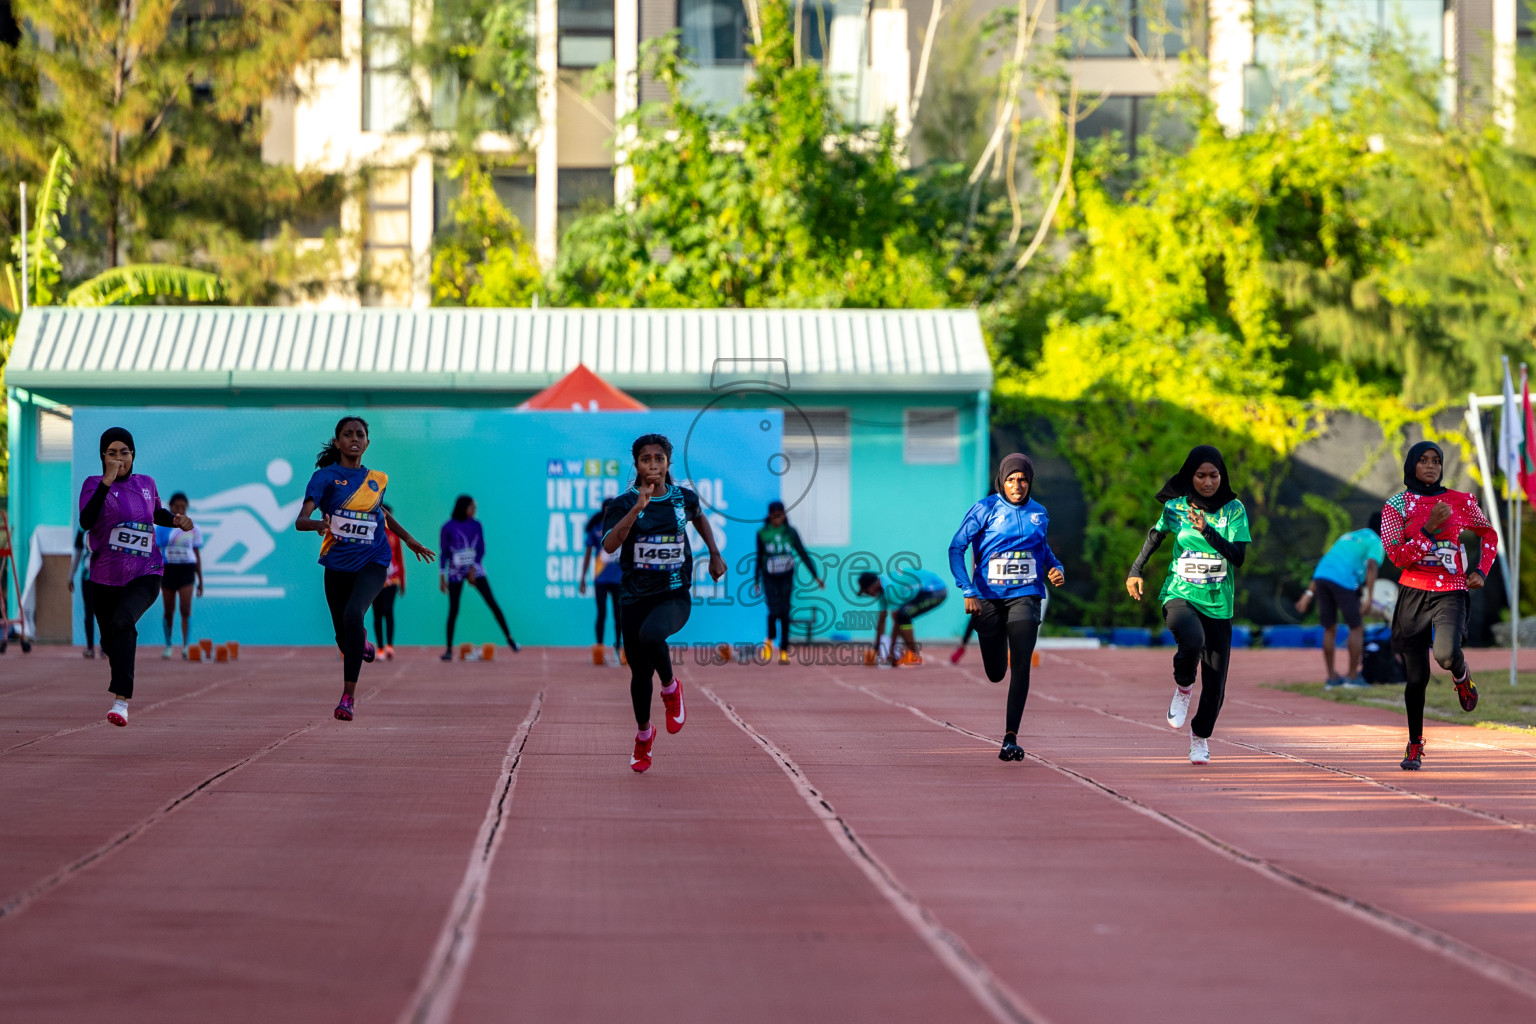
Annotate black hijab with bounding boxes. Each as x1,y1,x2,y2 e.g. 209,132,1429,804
99,427,135,454
996,453,1034,505
1403,441,1447,497
1156,445,1237,513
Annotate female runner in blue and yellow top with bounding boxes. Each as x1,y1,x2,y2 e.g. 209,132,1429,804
949,453,1065,762
296,416,434,721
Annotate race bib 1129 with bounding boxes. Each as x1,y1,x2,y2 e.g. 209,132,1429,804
987,551,1037,586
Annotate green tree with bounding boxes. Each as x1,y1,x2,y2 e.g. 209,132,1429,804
0,1,348,301
429,158,542,306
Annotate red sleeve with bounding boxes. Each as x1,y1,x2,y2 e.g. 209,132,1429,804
1381,495,1432,569
1461,494,1499,577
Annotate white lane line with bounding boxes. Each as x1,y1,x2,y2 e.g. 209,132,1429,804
398,690,544,1024
851,680,1536,1006
700,685,1049,1024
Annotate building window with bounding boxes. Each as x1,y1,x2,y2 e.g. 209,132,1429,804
37,405,72,463
1058,0,1187,59
560,0,614,67
1074,94,1188,157
365,170,413,305
558,167,615,233
1521,2,1535,49
782,409,850,547
679,0,751,65
363,0,412,133
903,409,960,465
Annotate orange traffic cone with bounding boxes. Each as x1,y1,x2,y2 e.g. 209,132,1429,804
198,638,214,657
591,643,605,666
214,644,229,663
189,645,203,663
864,648,877,666
458,642,473,661
482,643,495,662
227,641,240,660
717,642,733,663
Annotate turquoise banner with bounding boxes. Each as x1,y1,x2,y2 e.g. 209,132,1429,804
73,408,783,648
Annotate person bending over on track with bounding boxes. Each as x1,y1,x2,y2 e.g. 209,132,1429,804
296,417,434,721
754,500,824,665
1126,445,1250,767
579,497,624,665
372,503,405,661
858,567,948,667
70,528,96,659
1294,512,1384,689
602,434,726,773
1382,441,1496,772
157,492,203,660
80,427,195,727
948,453,1066,763
439,495,519,660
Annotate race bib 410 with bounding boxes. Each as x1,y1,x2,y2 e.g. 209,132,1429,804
633,534,686,570
108,522,154,557
329,509,379,545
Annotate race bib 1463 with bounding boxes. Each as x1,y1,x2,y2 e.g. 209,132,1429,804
633,534,686,570
108,522,154,557
329,509,379,544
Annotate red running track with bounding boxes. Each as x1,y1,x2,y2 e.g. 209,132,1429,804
2,644,1535,1023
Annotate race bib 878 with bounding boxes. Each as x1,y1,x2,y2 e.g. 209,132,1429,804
108,522,154,557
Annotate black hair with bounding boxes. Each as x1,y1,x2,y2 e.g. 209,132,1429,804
452,495,475,520
1367,510,1383,535
632,433,675,486
764,500,787,524
858,571,880,594
169,492,189,506
316,416,370,468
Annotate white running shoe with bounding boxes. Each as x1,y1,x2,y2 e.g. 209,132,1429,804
107,699,129,727
162,645,174,660
1189,730,1210,765
1166,686,1193,729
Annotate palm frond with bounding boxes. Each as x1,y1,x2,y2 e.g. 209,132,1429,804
65,265,227,307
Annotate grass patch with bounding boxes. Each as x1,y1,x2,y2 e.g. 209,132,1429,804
1272,673,1536,733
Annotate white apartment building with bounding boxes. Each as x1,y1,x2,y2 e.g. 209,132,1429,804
263,0,913,306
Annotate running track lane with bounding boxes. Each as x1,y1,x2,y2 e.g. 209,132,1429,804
0,648,542,1024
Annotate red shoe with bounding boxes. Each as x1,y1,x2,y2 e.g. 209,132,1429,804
1401,739,1424,771
661,680,686,734
631,728,655,772
1454,672,1478,712
382,645,395,661
950,647,965,664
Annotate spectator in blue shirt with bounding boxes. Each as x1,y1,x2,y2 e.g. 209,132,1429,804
1295,512,1385,688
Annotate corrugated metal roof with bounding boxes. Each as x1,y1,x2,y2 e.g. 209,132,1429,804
7,307,992,393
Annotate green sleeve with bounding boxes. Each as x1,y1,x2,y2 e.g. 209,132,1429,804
1228,501,1252,543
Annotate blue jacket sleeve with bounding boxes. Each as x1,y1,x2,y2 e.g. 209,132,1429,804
1042,541,1063,574
949,504,984,596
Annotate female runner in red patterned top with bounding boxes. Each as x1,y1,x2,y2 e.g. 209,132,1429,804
1381,441,1496,771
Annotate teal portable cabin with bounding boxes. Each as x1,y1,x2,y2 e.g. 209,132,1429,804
6,307,992,648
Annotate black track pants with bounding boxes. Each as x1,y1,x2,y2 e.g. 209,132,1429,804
92,575,162,699
1392,587,1469,741
593,582,622,648
325,564,388,686
622,590,691,727
371,583,398,647
972,596,1042,737
446,575,514,648
1163,598,1233,739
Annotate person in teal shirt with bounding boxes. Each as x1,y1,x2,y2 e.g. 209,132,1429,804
1294,513,1384,688
858,567,947,666
1126,445,1251,766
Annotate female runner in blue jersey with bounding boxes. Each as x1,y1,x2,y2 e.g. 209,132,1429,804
949,453,1065,762
296,416,435,721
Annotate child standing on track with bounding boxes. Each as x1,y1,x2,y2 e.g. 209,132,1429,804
858,568,948,666
754,500,823,664
602,434,726,773
439,495,519,660
579,497,624,665
1126,445,1250,766
1382,441,1496,771
80,427,196,726
372,503,405,660
157,492,203,660
296,417,434,721
948,453,1066,762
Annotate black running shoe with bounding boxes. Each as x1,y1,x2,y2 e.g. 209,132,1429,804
1400,740,1424,771
1454,673,1478,712
998,741,1025,762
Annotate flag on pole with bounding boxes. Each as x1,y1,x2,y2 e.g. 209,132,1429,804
1499,356,1525,499
1521,365,1536,509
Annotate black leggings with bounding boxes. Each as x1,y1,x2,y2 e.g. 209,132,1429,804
81,579,96,647
763,574,793,646
972,596,1042,737
622,590,692,727
325,564,388,689
446,576,514,649
1393,588,1468,741
594,582,622,648
1164,598,1233,739
92,575,162,699
372,584,398,647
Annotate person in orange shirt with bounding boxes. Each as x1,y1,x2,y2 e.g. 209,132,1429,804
372,503,406,660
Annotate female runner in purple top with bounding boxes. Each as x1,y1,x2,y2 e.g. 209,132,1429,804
439,495,519,660
78,427,195,726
